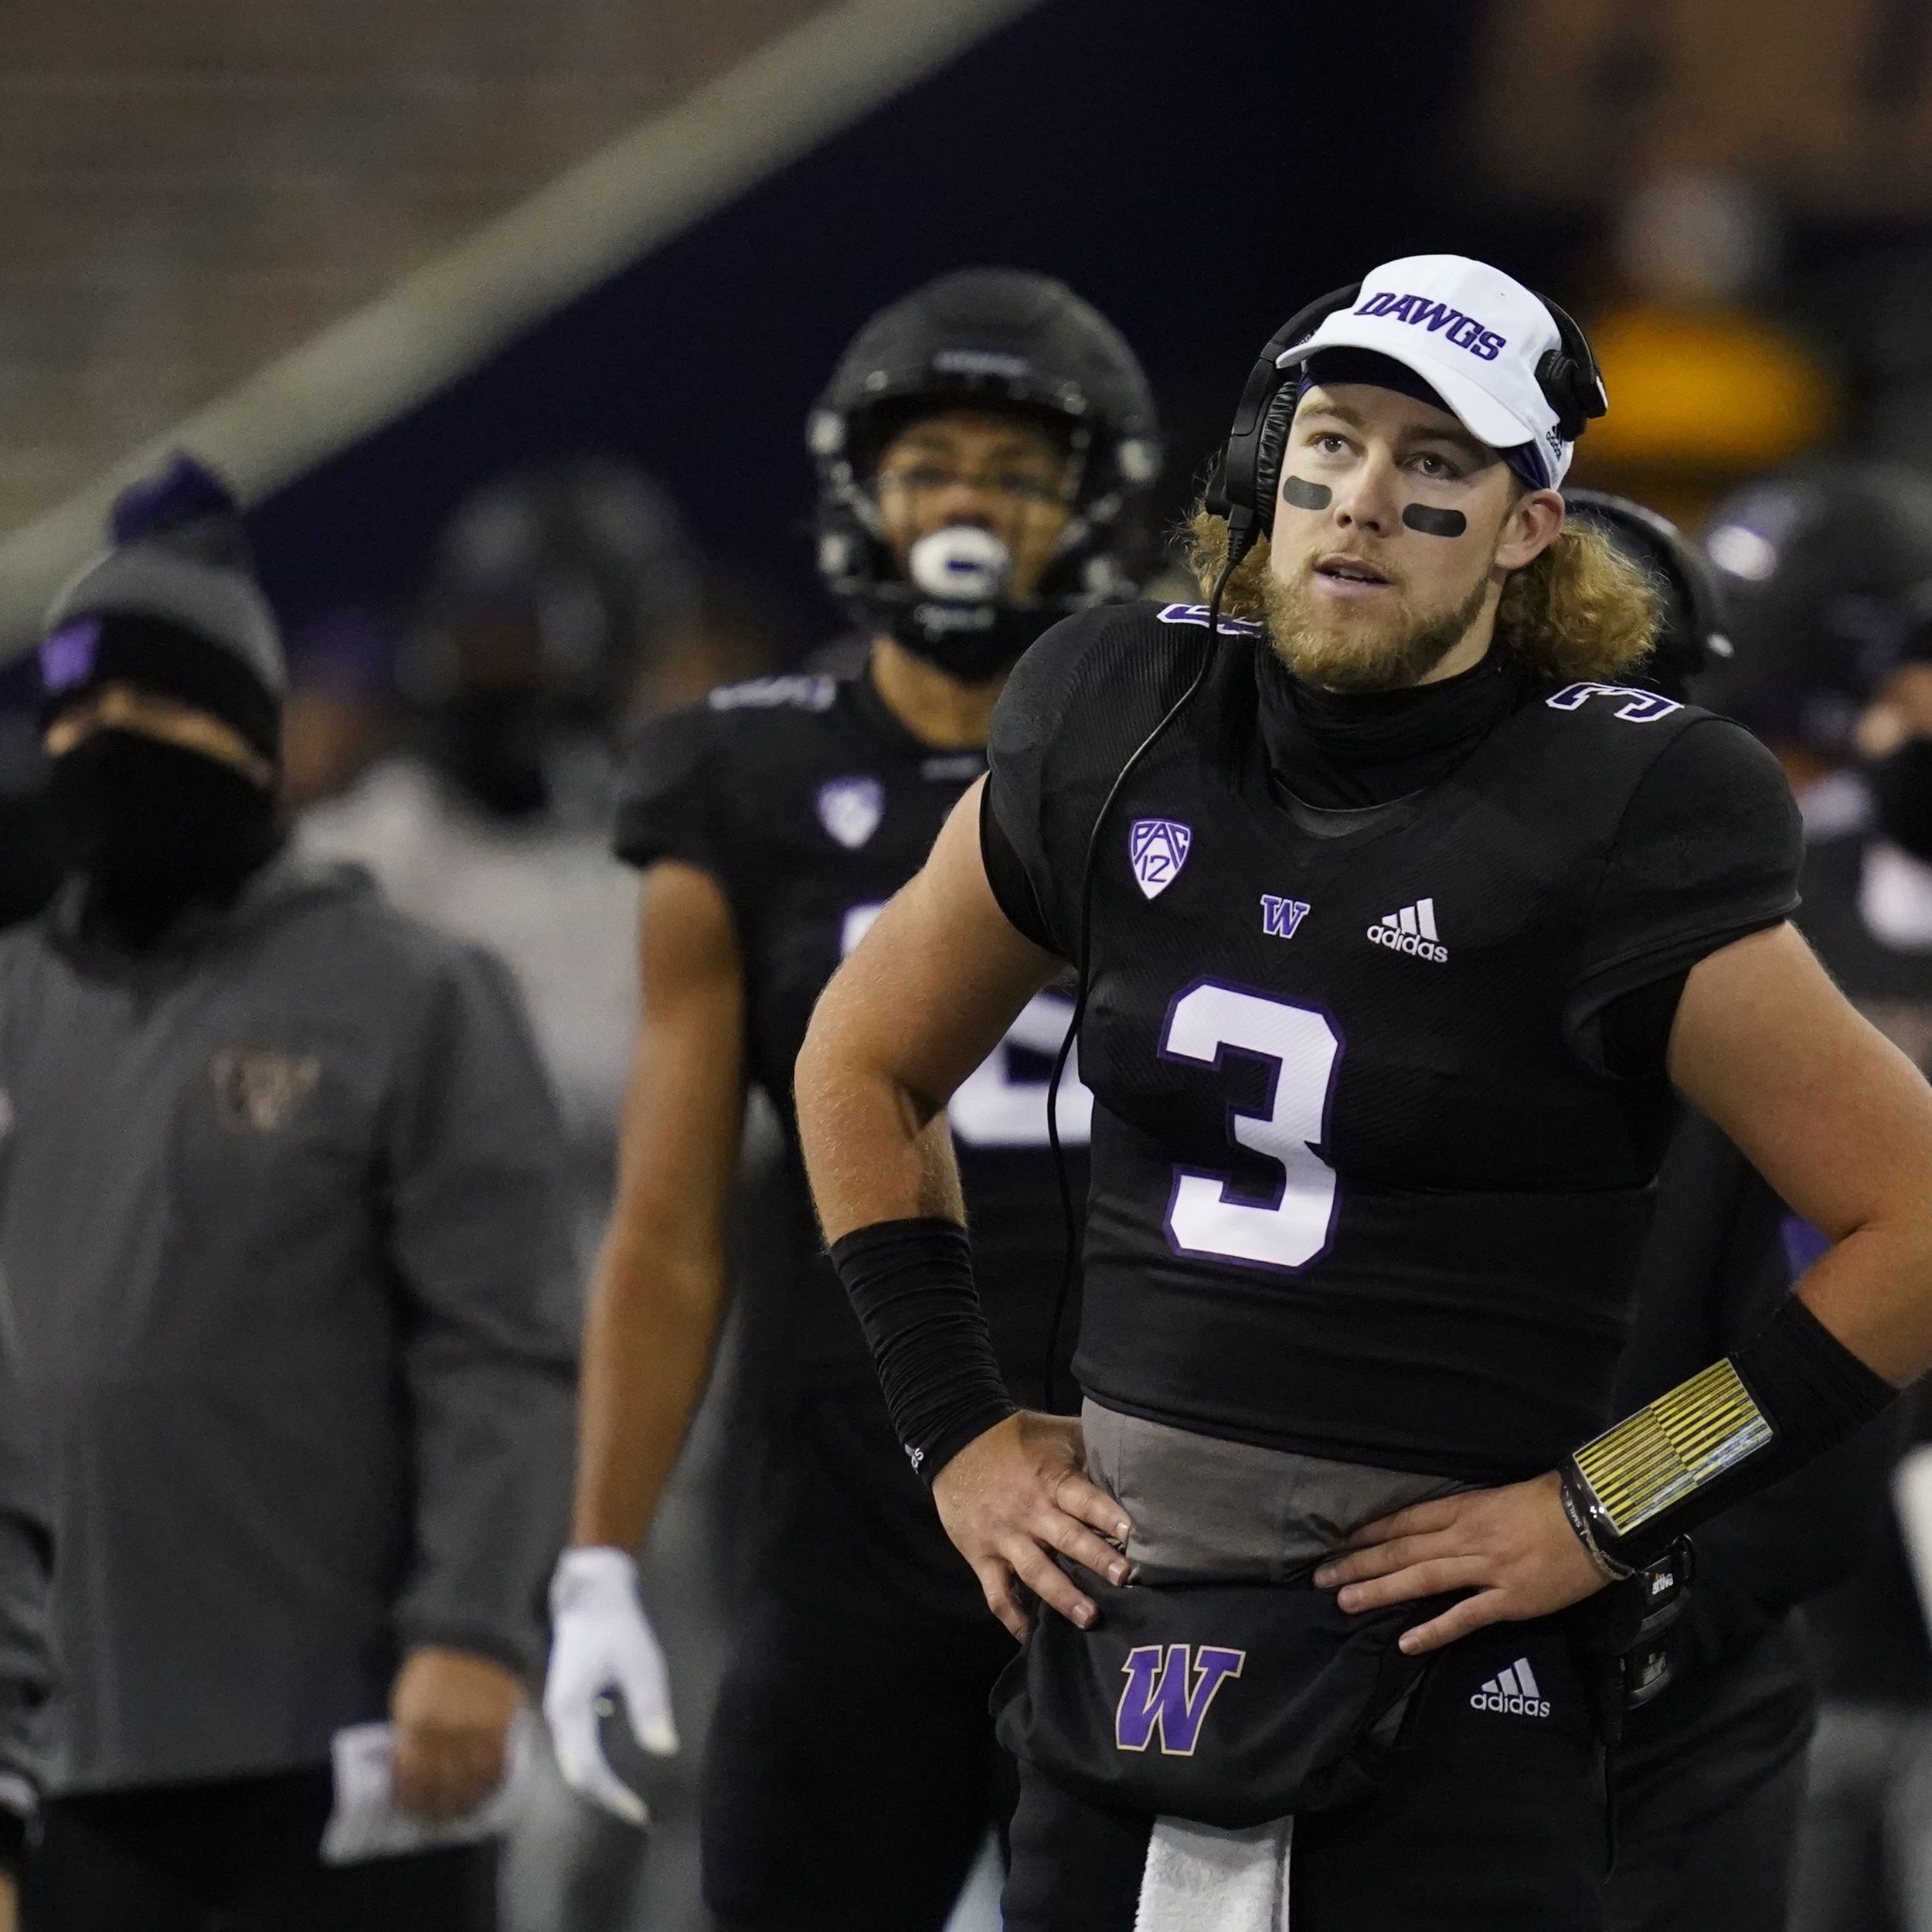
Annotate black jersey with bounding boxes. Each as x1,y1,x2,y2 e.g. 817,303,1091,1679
985,601,1801,1485
617,669,1087,1399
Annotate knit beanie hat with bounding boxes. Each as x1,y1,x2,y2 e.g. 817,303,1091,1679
39,454,284,765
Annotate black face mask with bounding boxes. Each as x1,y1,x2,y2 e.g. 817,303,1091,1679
419,699,553,821
879,592,1049,684
1870,736,1932,866
47,731,283,947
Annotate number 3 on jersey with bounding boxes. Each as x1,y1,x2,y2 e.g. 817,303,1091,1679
841,905,1091,1148
1160,981,1342,1270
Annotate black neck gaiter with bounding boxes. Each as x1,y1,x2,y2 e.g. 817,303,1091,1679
47,732,285,949
1255,648,1526,811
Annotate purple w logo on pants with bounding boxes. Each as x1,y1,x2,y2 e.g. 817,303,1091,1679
1114,1644,1246,1756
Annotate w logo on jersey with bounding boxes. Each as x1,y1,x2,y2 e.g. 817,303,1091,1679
1130,818,1192,900
1116,1644,1245,1756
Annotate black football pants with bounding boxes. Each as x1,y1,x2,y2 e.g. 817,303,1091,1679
1004,1622,1611,1931
1606,1630,1815,1931
701,1593,1018,1932
21,1765,498,1932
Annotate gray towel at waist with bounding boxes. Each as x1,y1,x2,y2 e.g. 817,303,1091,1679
1081,1400,1473,1585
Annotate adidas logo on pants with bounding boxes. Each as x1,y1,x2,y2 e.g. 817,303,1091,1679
1470,1657,1551,1718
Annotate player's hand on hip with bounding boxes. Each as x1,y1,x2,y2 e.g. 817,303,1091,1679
932,1412,1133,1640
543,1546,679,1828
1313,1470,1607,1655
389,1647,523,1820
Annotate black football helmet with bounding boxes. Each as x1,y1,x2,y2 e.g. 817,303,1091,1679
403,458,699,728
400,460,699,819
1562,489,1731,702
1699,460,1932,753
808,268,1161,681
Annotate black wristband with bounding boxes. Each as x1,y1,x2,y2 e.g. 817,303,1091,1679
1563,1294,1897,1570
829,1216,1018,1487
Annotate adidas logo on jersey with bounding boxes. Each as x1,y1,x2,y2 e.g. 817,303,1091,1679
1471,1658,1550,1718
1368,897,1447,962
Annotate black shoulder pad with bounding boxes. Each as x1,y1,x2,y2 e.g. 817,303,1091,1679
614,700,728,876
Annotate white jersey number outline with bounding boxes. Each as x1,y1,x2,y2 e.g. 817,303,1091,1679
840,904,1091,1148
1158,979,1342,1271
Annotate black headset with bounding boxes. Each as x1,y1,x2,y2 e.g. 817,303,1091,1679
1204,282,1609,570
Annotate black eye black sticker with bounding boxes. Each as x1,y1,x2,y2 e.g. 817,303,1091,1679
1279,476,1332,511
1403,504,1467,538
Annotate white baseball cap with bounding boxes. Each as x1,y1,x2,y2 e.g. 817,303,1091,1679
1275,255,1586,488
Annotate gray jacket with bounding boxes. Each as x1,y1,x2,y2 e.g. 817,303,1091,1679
0,1316,51,1821
0,855,579,1793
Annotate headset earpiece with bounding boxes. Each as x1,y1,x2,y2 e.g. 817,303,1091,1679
1533,293,1607,444
1216,282,1361,570
1249,387,1300,544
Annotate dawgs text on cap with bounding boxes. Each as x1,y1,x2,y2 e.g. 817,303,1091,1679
1277,256,1577,488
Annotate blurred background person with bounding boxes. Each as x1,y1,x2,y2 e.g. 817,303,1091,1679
1690,461,1932,1932
543,267,1158,1932
0,457,579,1932
0,671,60,936
0,1325,52,1932
1553,492,1905,1931
277,607,405,813
301,457,709,1196
297,456,774,1930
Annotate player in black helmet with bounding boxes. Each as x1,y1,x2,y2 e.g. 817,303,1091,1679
797,256,1932,1930
1693,461,1932,1932
1557,491,1903,1931
1562,489,1733,702
543,268,1159,1931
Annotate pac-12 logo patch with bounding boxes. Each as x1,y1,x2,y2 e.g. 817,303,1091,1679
1129,818,1192,900
816,777,884,850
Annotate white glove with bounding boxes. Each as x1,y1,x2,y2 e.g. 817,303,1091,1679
544,1546,679,1826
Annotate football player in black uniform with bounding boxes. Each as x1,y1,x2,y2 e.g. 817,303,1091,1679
543,268,1160,1930
796,255,1932,1930
1696,463,1932,1932
1560,491,1905,1931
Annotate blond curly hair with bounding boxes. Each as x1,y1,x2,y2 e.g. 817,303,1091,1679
1182,503,1659,686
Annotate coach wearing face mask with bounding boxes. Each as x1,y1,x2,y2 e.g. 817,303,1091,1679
0,457,578,1932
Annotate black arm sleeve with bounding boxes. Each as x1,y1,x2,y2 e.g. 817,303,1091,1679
613,702,730,882
830,1217,1017,1485
1565,719,1802,1057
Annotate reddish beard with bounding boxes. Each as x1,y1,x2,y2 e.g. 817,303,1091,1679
1260,553,1495,692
